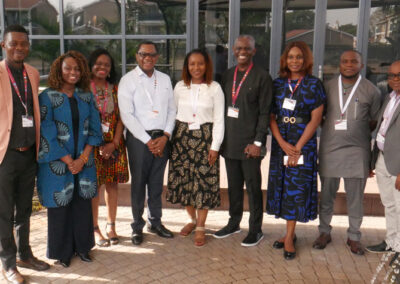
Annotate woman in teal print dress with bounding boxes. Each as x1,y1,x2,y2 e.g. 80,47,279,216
37,51,102,267
267,41,325,260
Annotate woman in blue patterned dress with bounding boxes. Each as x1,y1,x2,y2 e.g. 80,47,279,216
267,41,326,260
37,51,103,267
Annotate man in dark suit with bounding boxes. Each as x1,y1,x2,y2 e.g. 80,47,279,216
213,35,272,246
0,25,49,284
366,60,400,259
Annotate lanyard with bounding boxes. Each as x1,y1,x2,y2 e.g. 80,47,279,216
287,77,302,99
231,63,253,106
381,92,400,130
6,63,28,115
338,75,362,118
190,83,201,119
91,81,109,119
136,68,157,108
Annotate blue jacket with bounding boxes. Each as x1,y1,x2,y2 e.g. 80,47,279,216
37,88,103,208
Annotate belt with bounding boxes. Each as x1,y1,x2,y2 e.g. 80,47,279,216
146,129,164,139
14,146,31,152
280,116,310,124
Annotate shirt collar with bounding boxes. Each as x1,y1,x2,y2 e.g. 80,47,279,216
390,90,400,100
135,66,156,79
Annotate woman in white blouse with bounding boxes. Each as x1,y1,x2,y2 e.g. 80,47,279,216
166,49,224,246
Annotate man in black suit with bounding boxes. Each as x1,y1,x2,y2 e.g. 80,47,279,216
213,35,272,246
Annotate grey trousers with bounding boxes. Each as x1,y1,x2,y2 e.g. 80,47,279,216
376,152,400,252
318,176,367,241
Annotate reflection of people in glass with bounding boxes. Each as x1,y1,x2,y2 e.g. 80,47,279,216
267,41,325,260
88,48,129,247
214,45,227,83
37,51,103,267
166,49,224,246
315,50,380,256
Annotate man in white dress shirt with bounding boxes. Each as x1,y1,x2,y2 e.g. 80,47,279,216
118,41,176,245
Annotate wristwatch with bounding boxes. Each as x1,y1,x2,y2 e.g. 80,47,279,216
254,141,262,147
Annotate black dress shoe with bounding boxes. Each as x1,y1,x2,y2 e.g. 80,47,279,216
131,231,143,245
273,235,297,249
148,224,174,238
57,259,70,268
366,241,392,253
76,252,92,262
284,249,296,260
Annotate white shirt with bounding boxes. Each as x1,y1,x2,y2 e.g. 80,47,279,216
174,80,225,151
118,66,176,144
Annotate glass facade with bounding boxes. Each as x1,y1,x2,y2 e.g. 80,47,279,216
367,1,400,95
1,0,400,90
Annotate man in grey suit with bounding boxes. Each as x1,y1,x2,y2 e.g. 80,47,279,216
313,50,381,255
366,60,400,255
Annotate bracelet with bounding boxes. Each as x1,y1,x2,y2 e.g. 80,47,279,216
79,154,88,164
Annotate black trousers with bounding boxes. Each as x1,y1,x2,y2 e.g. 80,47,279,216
224,157,263,234
47,178,94,261
126,131,170,232
0,148,36,270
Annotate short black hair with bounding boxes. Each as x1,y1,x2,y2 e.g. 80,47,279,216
3,24,29,39
88,48,118,85
137,41,158,54
341,49,363,59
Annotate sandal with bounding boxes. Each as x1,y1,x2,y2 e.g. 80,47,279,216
105,223,119,245
180,221,196,237
94,226,110,247
194,227,206,247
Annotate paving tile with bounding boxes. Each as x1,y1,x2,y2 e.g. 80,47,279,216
0,207,392,283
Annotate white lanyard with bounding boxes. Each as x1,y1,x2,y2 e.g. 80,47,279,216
136,68,157,108
338,75,362,118
382,93,400,128
190,83,201,120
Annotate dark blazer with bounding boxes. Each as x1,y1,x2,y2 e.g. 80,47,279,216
221,64,273,160
371,93,400,176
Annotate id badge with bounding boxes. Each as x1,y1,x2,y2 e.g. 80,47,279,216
101,122,110,133
22,115,33,128
148,110,159,119
283,155,304,166
282,98,296,110
376,132,385,144
227,106,239,118
335,119,347,130
188,122,200,130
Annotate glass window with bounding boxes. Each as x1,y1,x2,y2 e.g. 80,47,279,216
126,39,186,85
25,40,60,86
284,1,315,52
240,0,272,73
64,0,121,35
199,1,229,83
4,0,59,35
125,0,186,35
323,1,359,82
64,39,122,79
367,1,400,95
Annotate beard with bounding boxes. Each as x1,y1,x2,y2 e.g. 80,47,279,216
341,72,360,80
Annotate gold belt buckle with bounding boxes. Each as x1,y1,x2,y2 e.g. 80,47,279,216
283,116,290,123
289,117,296,124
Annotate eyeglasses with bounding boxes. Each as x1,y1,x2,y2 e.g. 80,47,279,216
388,73,400,80
137,52,158,58
288,55,304,60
